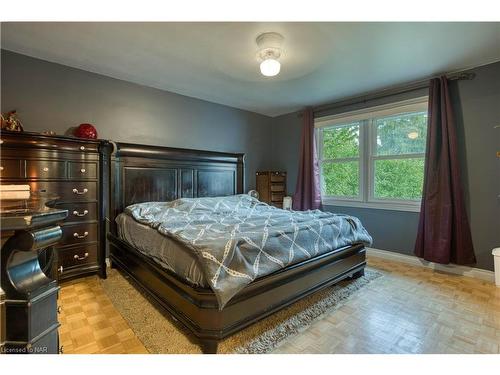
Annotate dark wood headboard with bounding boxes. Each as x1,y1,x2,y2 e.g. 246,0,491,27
109,142,244,234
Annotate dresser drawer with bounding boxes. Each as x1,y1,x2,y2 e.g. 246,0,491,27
55,202,98,222
68,161,97,180
29,181,97,202
72,143,99,153
0,159,22,178
61,181,97,201
270,173,285,183
270,183,285,192
58,244,98,270
58,223,98,246
26,160,66,179
271,193,284,202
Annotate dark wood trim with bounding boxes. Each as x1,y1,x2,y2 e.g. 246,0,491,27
111,141,245,165
98,142,112,279
0,130,102,145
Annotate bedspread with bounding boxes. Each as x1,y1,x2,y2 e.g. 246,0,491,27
125,194,372,308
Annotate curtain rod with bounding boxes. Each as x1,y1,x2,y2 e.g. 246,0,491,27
297,71,475,118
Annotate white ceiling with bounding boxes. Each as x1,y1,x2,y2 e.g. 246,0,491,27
1,22,499,117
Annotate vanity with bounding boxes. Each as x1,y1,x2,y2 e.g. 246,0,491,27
0,208,67,354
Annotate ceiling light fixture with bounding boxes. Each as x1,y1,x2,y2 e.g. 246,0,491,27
407,131,419,139
256,32,284,77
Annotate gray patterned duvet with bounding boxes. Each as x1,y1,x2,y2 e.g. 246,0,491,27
117,213,208,287
124,195,372,308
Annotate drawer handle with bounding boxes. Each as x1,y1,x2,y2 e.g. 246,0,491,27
0,166,3,171
73,209,89,217
59,346,64,354
72,188,88,195
73,252,89,261
73,231,89,239
57,306,62,314
80,168,86,173
80,146,85,151
43,167,49,172
58,265,64,274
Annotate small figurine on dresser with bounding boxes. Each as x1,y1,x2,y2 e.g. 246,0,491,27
0,110,24,132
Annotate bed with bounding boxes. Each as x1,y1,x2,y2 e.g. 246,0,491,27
107,142,371,353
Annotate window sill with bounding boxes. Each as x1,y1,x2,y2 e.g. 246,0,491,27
321,198,421,213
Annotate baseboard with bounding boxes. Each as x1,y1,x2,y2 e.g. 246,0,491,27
366,247,495,283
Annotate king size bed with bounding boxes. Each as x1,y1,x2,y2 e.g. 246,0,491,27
107,142,372,353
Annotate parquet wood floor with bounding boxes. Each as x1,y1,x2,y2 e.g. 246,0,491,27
58,275,148,354
58,256,500,354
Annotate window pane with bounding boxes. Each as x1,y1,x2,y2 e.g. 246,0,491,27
374,158,425,200
322,161,359,197
322,123,360,159
375,111,427,156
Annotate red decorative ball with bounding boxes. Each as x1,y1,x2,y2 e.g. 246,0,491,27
74,123,98,139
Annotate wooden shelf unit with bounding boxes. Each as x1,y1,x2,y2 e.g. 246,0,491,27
256,171,287,208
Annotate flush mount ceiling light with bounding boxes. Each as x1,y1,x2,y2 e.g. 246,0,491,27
407,131,419,139
256,32,284,77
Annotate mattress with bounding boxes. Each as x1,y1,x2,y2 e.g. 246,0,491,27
116,213,208,287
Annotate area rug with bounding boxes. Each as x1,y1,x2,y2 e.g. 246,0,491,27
100,267,382,354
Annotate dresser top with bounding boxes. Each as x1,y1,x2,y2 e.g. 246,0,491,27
0,130,109,154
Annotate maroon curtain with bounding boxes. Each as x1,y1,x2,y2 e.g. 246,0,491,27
414,77,476,265
293,107,321,211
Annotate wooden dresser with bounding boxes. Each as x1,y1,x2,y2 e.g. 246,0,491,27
256,171,287,208
0,131,108,281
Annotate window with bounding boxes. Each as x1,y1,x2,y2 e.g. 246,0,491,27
320,122,362,198
316,97,428,212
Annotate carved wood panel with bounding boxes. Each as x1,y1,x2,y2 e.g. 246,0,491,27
180,169,194,198
123,167,178,205
197,170,235,197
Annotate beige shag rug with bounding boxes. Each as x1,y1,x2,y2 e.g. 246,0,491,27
101,268,382,354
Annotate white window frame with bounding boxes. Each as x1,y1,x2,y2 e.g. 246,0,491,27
317,121,365,202
315,96,428,212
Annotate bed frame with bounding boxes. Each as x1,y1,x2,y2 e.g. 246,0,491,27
107,142,366,353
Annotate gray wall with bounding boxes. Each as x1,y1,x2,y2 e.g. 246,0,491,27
0,50,273,190
450,63,500,271
271,62,500,271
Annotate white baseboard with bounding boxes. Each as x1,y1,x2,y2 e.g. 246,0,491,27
366,247,496,284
